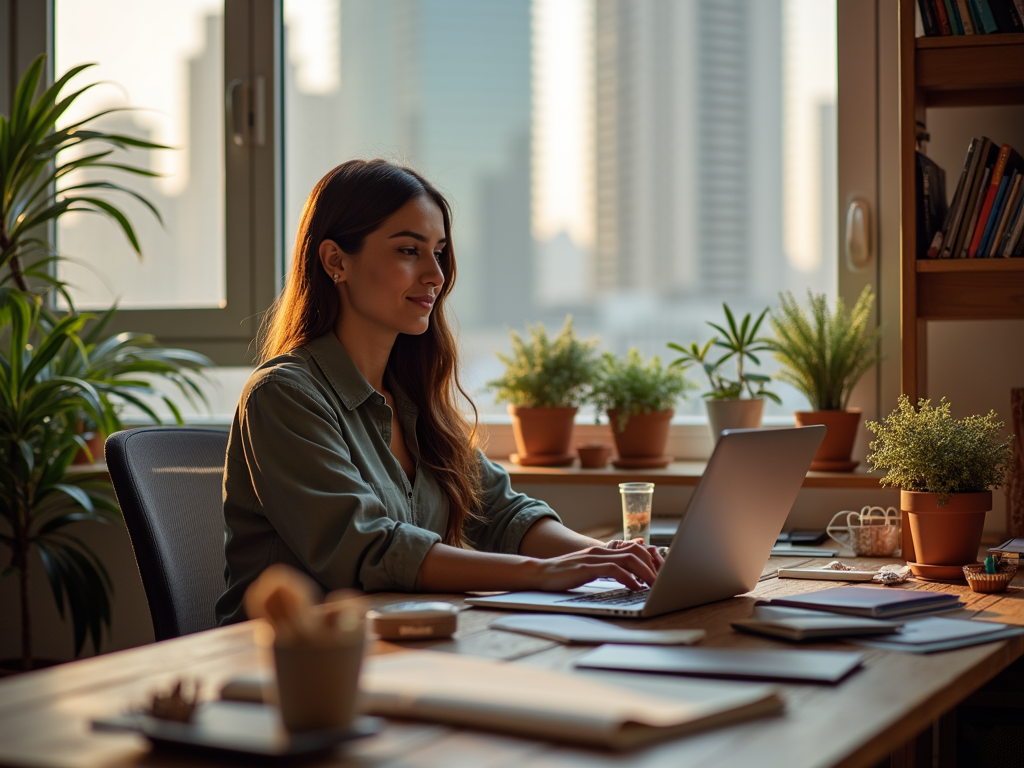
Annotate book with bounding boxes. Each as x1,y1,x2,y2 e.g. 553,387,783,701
756,586,963,618
916,152,948,259
1001,184,1024,256
935,0,955,32
968,0,1001,31
977,172,1012,257
988,0,1024,30
989,537,1024,558
946,0,966,32
732,605,902,642
777,566,880,582
956,141,1000,256
940,137,988,258
968,145,1021,257
359,650,784,750
852,617,1024,653
955,0,978,31
918,0,942,34
959,165,991,257
987,171,1021,256
935,139,978,257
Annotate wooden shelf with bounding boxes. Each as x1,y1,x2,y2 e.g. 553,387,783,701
916,33,1024,107
498,460,885,490
916,258,1024,272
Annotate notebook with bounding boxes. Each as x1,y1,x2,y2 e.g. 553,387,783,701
574,644,864,684
756,586,963,619
852,617,1024,654
489,614,706,645
732,605,902,642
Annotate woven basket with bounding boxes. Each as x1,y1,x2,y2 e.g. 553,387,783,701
963,562,1017,593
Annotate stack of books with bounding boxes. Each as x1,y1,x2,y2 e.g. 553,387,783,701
925,137,1024,259
918,0,1023,35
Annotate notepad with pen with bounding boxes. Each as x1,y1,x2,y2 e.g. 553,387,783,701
756,586,963,619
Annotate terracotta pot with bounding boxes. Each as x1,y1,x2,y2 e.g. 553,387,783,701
72,430,105,465
704,399,764,444
576,443,612,469
607,408,674,459
794,409,861,471
507,405,577,461
902,491,991,566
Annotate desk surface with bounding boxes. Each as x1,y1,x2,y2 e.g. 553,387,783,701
1,557,1022,768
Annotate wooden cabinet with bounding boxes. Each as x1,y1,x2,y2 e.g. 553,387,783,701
898,2,1024,403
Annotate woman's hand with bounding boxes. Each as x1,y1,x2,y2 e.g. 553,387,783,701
525,540,663,592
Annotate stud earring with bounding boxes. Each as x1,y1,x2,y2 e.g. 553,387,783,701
332,274,340,283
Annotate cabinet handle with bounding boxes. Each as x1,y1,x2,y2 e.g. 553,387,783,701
845,199,872,270
226,78,247,147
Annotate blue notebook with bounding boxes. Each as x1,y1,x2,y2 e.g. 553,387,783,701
758,586,962,619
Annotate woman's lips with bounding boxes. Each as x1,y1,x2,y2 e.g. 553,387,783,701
409,296,435,310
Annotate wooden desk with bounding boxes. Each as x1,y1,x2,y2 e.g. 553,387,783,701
1,559,1022,768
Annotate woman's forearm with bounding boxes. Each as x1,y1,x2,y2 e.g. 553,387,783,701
414,544,538,592
518,517,604,558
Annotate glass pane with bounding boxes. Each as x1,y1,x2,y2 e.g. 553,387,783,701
283,0,836,418
54,0,225,309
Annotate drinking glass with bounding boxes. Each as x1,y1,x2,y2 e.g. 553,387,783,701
619,482,655,544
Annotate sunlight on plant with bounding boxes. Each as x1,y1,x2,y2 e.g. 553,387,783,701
590,348,696,430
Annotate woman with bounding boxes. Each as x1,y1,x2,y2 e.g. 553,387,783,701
216,159,661,624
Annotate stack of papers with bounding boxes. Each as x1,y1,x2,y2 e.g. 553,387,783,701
732,605,902,642
852,617,1024,653
360,650,782,750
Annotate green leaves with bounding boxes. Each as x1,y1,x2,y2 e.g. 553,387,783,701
488,316,599,408
590,349,696,428
767,286,881,411
1,54,168,298
865,396,1014,503
667,304,779,403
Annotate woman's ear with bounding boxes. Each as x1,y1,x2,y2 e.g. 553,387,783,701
318,239,346,284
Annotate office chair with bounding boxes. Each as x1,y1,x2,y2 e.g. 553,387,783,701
105,426,229,641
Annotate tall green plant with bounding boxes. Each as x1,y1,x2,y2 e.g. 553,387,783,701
667,304,779,402
1,54,165,300
487,316,599,408
0,290,210,670
767,286,881,411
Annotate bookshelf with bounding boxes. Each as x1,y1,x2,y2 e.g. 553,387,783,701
899,4,1024,403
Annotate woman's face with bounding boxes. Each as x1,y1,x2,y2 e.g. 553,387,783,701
325,194,447,339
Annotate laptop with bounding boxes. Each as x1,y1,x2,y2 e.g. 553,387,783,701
467,425,825,618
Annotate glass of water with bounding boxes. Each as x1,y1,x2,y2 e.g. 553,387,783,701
619,483,654,544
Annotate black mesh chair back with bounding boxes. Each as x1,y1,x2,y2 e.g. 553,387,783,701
105,427,229,641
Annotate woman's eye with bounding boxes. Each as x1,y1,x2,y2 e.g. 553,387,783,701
433,252,444,261
399,247,418,256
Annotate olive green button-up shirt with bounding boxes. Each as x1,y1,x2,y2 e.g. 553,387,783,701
216,333,559,624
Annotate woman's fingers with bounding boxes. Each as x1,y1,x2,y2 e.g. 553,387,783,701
584,550,657,588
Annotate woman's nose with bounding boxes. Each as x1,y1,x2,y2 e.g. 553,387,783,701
423,256,445,286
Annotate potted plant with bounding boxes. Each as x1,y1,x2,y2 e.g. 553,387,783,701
0,56,210,671
589,349,695,468
667,304,779,443
866,396,1013,579
487,316,599,466
766,286,882,471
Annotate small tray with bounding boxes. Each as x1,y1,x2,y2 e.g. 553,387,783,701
963,562,1017,593
92,700,380,759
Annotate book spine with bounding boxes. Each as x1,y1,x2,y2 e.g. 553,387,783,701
951,139,994,258
968,0,1001,31
977,174,1011,257
935,0,955,32
968,144,1010,258
945,0,965,32
939,138,982,258
1014,0,1024,21
996,174,1024,256
1006,192,1024,256
918,0,942,33
990,173,1021,257
988,0,1024,30
955,0,978,31
961,166,992,257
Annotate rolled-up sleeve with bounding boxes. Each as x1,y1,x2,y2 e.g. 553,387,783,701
239,376,440,592
465,453,560,554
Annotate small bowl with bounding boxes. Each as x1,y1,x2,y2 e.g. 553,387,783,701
963,562,1017,593
577,444,612,469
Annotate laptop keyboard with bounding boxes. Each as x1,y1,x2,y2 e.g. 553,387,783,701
556,588,650,607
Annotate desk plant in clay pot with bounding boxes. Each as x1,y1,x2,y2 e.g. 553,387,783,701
488,316,598,466
589,349,695,468
0,56,210,672
667,304,779,443
866,396,1013,580
766,286,881,471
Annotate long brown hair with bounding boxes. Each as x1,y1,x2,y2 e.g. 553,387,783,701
260,159,482,546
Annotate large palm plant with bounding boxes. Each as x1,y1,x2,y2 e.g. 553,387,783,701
0,290,209,670
1,56,211,670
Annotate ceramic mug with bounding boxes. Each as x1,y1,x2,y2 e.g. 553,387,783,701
826,506,901,557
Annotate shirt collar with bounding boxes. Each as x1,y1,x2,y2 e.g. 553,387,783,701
304,333,378,411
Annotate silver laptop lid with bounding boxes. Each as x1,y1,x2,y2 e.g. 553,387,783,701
643,425,825,616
